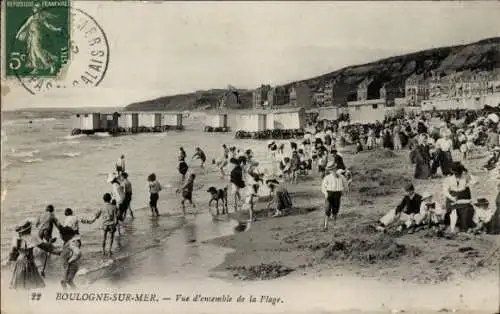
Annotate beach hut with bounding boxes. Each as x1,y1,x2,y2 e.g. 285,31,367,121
235,113,266,132
76,113,100,131
138,113,162,128
317,106,340,121
163,113,183,127
206,113,228,128
118,113,139,129
267,108,306,130
347,99,386,124
99,113,120,130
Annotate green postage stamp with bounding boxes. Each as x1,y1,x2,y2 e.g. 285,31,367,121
4,0,71,78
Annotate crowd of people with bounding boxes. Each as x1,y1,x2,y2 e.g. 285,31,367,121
7,109,500,291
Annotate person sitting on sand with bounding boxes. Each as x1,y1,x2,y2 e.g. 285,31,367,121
471,198,494,234
415,192,445,227
321,161,349,231
443,162,477,233
35,205,57,243
81,193,119,256
265,179,292,217
376,183,423,233
177,173,197,216
147,173,162,216
192,147,207,168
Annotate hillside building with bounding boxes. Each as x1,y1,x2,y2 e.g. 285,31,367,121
267,86,289,108
252,85,271,109
289,84,312,108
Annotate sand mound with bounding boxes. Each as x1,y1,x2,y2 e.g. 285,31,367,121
352,167,411,198
226,263,294,280
322,234,421,264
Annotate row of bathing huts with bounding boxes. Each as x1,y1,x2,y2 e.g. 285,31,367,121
71,108,310,139
71,104,394,139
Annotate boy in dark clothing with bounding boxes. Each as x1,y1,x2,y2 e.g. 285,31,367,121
376,183,423,232
177,174,197,216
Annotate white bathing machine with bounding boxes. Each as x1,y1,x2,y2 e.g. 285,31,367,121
163,113,183,127
267,108,306,130
207,113,228,128
234,113,267,132
119,113,139,129
75,113,101,131
138,113,162,128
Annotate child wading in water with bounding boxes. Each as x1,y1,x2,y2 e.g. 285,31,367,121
177,173,197,216
243,184,260,223
148,173,162,216
81,193,119,256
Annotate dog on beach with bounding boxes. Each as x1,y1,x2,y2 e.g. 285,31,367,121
207,186,228,215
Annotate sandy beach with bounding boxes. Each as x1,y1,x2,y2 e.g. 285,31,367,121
207,147,500,286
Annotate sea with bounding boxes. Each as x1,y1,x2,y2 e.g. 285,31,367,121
0,108,278,287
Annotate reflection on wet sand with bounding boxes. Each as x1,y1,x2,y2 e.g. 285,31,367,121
90,213,237,286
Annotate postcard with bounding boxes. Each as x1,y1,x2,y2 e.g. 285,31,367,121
1,1,500,314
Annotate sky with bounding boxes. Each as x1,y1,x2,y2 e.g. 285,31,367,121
2,1,500,110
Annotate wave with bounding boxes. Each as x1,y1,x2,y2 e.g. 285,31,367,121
55,140,80,145
21,158,43,163
10,149,40,158
62,152,81,158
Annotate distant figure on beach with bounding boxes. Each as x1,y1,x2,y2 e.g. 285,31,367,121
230,158,245,212
321,161,349,231
432,129,453,177
147,173,162,216
35,204,57,242
81,193,119,256
192,147,207,168
8,219,61,290
115,155,125,175
177,173,197,216
120,172,134,219
410,134,432,180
